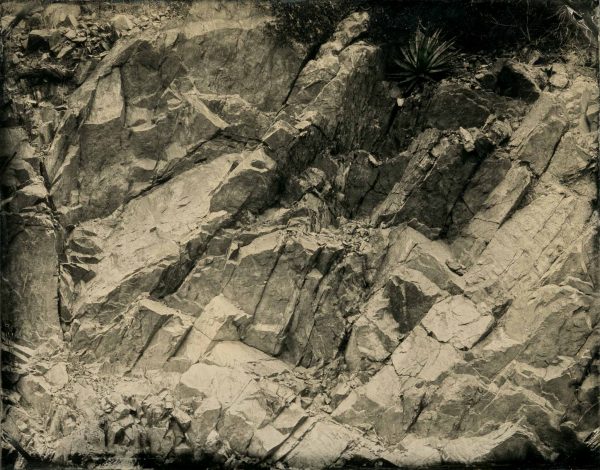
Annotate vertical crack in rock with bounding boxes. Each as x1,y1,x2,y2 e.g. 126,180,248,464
280,42,323,109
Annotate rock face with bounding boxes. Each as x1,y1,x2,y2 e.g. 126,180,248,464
1,2,599,469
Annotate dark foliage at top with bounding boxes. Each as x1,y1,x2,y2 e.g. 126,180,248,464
265,0,598,51
265,0,598,83
264,0,367,46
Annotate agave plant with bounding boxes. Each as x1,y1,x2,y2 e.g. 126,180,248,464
391,28,458,92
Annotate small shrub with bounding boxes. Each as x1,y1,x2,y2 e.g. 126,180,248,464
556,2,599,47
390,27,457,92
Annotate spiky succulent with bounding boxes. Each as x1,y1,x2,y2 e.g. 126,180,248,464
391,28,458,92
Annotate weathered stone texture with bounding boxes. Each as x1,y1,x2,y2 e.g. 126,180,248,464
2,2,598,468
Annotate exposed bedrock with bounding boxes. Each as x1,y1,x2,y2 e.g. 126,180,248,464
1,2,599,468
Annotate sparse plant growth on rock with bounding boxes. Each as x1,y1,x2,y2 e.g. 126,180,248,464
389,27,457,93
556,0,599,47
264,0,365,46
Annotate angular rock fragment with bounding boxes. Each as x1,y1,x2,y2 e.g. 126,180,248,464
177,362,255,405
452,163,532,265
42,3,81,28
421,296,494,350
241,234,321,355
17,375,53,416
165,296,251,370
283,420,358,468
45,363,69,388
345,289,402,370
496,60,547,102
86,298,191,373
371,129,479,234
27,29,61,51
209,148,277,214
509,93,568,175
111,14,135,33
247,403,307,457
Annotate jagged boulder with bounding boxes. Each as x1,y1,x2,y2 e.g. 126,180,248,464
496,59,548,102
509,93,568,175
110,14,135,34
42,3,81,28
452,163,532,266
371,129,478,234
424,83,522,130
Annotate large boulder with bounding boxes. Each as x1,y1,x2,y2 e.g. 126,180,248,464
421,295,494,350
509,93,568,175
371,129,478,234
452,163,533,266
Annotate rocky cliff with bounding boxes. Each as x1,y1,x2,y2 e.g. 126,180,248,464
1,1,599,468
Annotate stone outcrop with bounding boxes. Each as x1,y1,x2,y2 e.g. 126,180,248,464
1,2,598,468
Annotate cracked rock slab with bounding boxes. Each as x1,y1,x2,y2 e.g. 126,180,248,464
421,295,495,350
